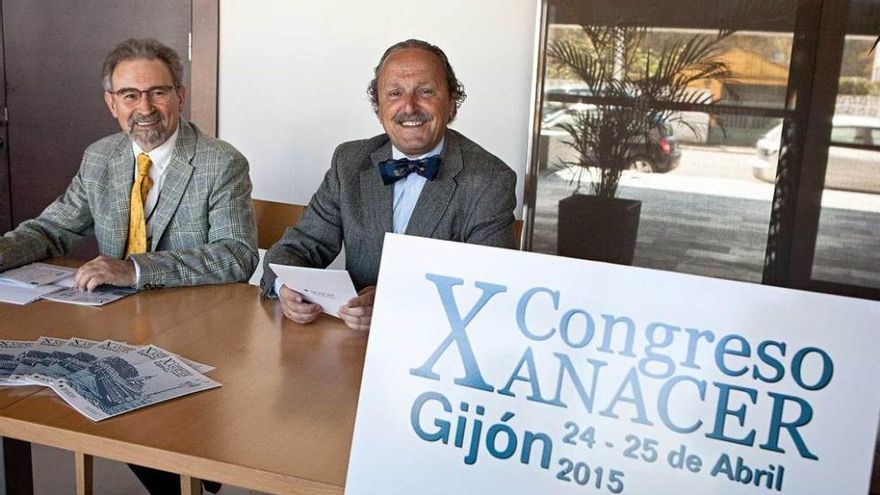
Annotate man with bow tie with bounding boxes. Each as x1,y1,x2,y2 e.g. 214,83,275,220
261,39,517,331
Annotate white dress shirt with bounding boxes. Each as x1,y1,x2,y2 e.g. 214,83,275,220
391,138,444,234
131,126,179,239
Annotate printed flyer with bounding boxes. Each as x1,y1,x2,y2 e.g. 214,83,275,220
346,234,880,495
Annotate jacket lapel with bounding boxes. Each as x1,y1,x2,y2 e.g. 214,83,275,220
149,121,195,250
404,130,461,237
106,136,136,258
363,142,394,234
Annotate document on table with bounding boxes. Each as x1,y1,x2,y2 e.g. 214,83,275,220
0,337,220,421
41,286,137,306
0,263,75,287
269,263,358,316
53,349,221,422
0,283,64,305
0,340,35,384
22,337,103,386
0,263,133,306
0,263,76,305
7,336,70,386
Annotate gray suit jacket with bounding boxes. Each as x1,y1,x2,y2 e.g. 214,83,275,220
261,129,516,293
0,120,258,289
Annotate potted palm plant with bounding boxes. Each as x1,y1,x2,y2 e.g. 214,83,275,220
547,23,734,264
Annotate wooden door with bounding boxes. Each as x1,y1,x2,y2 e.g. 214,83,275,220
0,4,9,233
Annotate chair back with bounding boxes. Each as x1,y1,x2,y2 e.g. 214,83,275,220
514,219,524,248
254,198,523,252
252,199,305,249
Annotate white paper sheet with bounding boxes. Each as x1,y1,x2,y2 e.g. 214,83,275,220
53,275,76,288
0,263,76,287
269,263,358,316
41,286,136,306
0,283,64,305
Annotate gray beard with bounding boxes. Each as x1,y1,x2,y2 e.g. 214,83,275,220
130,124,167,151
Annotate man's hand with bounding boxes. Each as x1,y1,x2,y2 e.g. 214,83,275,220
279,285,323,324
338,286,376,332
74,256,136,291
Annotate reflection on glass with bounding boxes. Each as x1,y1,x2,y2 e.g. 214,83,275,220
534,18,793,283
813,33,880,290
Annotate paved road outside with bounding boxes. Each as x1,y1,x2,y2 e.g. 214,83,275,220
532,144,880,289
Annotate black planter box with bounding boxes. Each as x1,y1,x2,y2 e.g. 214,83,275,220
557,194,641,266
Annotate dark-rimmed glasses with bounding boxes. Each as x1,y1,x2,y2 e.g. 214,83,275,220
107,86,176,105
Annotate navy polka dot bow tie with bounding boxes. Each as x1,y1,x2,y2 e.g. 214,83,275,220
378,155,441,186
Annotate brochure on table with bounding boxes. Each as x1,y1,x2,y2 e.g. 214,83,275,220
0,263,76,304
0,337,218,421
0,262,134,306
0,262,74,287
345,234,880,495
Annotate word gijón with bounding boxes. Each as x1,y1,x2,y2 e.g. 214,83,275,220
412,392,626,493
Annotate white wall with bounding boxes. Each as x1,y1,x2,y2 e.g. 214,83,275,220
219,0,538,213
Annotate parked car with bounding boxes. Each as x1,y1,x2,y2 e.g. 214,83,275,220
541,86,596,123
540,104,682,173
752,115,880,193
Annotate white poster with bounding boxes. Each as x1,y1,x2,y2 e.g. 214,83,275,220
346,234,880,495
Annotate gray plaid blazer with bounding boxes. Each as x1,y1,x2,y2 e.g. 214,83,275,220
0,120,258,289
260,129,516,294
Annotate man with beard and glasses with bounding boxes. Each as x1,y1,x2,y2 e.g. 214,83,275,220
0,38,257,292
0,38,255,495
260,39,517,332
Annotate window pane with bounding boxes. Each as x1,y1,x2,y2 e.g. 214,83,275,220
811,0,880,290
532,1,796,283
830,126,858,144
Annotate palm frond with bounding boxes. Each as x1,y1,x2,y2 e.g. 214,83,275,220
546,22,735,197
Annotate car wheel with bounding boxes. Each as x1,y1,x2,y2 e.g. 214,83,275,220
629,157,655,173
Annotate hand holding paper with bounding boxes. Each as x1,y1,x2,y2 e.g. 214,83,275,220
270,264,358,321
278,285,322,324
338,286,376,332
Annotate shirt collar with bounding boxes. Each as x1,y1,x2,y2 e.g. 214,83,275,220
131,125,180,167
391,137,445,160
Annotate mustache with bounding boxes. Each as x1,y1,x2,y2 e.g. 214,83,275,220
393,111,430,125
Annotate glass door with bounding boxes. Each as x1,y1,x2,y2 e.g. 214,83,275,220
810,0,880,292
524,0,880,300
527,0,800,284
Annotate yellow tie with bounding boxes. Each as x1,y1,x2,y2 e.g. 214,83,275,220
126,153,154,256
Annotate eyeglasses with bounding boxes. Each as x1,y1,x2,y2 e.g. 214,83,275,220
108,86,176,105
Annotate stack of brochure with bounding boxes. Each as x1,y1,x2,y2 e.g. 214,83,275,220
0,262,135,306
0,337,220,421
